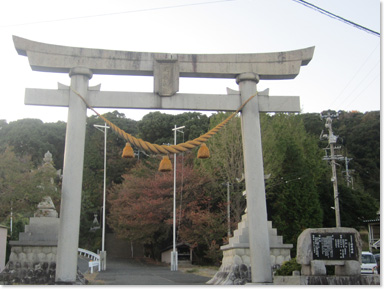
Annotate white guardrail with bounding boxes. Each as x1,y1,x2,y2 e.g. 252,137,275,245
78,248,101,274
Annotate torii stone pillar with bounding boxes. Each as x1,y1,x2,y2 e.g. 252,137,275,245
237,72,272,282
13,36,314,284
55,68,92,282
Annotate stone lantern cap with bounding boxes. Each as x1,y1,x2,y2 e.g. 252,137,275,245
34,196,58,218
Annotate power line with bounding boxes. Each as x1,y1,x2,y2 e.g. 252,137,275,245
292,0,380,37
345,74,380,109
0,0,234,28
334,62,379,109
328,43,380,109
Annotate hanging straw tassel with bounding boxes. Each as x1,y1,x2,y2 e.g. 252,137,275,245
158,155,172,172
197,143,210,159
122,142,134,158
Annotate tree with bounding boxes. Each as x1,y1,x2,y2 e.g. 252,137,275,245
336,111,380,200
79,111,139,251
173,112,210,141
0,147,32,224
0,119,66,169
137,111,209,145
338,184,378,228
262,114,324,249
300,111,380,201
0,147,61,227
300,111,380,228
137,112,174,145
267,135,323,245
198,112,246,230
108,159,173,243
108,156,227,263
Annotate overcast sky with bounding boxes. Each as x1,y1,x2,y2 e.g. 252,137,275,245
0,0,380,123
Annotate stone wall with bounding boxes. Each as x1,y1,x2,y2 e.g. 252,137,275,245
0,245,86,285
0,246,57,284
270,247,292,268
0,194,87,285
9,246,57,268
221,247,292,269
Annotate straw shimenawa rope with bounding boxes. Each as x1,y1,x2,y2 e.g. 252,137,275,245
71,88,257,155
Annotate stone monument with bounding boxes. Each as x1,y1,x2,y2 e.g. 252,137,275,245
296,228,362,276
0,152,86,285
13,35,314,283
0,196,60,284
273,227,380,285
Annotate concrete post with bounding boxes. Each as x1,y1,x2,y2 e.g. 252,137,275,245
236,73,272,283
55,67,92,283
0,226,7,273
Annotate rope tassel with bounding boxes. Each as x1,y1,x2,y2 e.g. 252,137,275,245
158,156,172,172
197,143,210,159
122,143,134,158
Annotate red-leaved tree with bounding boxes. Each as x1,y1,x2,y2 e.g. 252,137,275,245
107,155,227,263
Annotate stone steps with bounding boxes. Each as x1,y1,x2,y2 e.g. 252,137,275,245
211,213,293,284
224,213,290,250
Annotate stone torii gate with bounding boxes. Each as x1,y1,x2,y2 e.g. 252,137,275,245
13,36,314,284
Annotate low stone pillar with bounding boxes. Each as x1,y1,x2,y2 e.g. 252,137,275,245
0,226,7,273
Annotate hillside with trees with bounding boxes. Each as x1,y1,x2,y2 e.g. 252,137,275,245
0,110,379,263
302,111,380,200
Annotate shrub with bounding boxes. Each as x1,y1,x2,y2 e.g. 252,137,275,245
274,258,301,276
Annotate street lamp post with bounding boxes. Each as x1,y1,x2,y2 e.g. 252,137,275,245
171,125,185,271
94,123,110,270
226,182,231,238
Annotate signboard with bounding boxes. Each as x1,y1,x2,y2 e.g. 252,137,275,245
311,233,357,260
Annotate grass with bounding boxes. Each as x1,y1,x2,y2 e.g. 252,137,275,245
83,272,105,285
178,264,219,278
186,268,199,273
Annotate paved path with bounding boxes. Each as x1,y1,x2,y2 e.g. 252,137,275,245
77,256,89,274
88,258,211,285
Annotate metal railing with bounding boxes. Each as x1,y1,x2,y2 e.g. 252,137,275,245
78,248,100,273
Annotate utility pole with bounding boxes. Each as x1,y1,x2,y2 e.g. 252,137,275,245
134,149,149,160
321,110,341,227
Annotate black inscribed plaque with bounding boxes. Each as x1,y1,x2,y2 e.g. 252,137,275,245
311,233,357,260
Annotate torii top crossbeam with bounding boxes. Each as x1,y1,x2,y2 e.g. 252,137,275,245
13,36,314,80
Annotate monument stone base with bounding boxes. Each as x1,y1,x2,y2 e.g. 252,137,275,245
207,214,292,285
0,195,86,285
273,275,380,285
1,245,56,285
